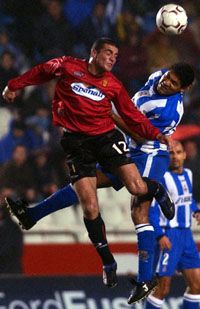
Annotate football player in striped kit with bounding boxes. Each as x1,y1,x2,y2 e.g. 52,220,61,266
146,141,200,309
3,59,195,303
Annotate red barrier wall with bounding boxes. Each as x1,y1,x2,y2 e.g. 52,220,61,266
23,243,137,275
23,242,200,276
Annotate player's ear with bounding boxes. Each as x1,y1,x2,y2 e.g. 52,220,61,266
90,48,97,58
181,84,193,93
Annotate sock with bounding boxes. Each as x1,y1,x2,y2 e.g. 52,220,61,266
84,214,115,266
146,294,164,308
183,292,200,309
27,185,79,222
135,223,155,282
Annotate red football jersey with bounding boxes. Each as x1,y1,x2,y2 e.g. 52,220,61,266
8,56,160,139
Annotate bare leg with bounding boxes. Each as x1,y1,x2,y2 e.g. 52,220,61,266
74,176,117,287
114,163,147,195
73,177,98,220
182,268,200,308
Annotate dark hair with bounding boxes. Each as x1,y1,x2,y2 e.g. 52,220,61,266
91,37,119,52
170,62,195,88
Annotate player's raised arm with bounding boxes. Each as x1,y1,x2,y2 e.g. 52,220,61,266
2,56,67,103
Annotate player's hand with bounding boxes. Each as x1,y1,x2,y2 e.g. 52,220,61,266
156,133,174,150
193,211,200,225
2,86,17,103
158,235,171,250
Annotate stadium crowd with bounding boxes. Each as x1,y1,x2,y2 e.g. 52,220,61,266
1,0,200,205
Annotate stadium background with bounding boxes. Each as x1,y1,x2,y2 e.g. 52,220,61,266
0,1,200,308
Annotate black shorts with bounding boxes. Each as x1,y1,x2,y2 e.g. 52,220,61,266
60,129,131,183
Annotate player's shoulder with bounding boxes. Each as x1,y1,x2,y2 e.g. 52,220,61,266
102,71,124,93
184,168,193,178
58,56,89,74
61,56,86,66
147,69,166,82
163,170,172,180
106,71,123,85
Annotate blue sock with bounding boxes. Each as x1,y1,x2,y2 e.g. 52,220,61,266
27,185,79,222
183,292,200,309
135,224,155,282
145,295,164,308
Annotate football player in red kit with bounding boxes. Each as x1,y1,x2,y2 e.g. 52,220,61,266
3,37,174,302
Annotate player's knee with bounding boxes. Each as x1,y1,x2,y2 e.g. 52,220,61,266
127,179,147,196
82,201,99,219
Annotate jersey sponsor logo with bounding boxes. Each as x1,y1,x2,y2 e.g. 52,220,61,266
71,83,105,101
176,195,192,205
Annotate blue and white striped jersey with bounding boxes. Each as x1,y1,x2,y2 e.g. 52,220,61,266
128,69,184,153
150,168,199,237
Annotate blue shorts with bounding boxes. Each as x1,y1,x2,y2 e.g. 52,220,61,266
97,150,169,191
155,228,200,276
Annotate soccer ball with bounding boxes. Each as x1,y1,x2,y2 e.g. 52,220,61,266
156,4,188,35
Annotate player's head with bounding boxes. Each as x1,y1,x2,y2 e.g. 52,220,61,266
88,37,119,74
170,62,195,88
169,140,186,173
157,62,195,95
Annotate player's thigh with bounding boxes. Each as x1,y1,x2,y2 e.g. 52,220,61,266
73,177,99,218
133,150,169,181
116,162,146,195
182,268,200,293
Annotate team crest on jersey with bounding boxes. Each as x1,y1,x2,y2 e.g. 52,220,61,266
102,79,108,87
71,83,105,101
73,71,84,77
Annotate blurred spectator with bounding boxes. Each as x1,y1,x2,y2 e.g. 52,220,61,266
190,15,200,47
0,51,19,106
0,205,23,274
2,0,46,59
0,27,27,71
116,7,143,44
0,145,37,198
105,0,123,28
184,139,200,203
0,107,12,139
32,150,60,198
25,106,52,145
34,0,75,60
144,30,179,73
0,119,44,164
77,2,113,55
174,27,200,67
181,96,200,124
117,28,148,96
63,0,97,29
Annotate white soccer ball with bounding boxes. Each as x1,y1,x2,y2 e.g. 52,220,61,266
156,4,188,35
